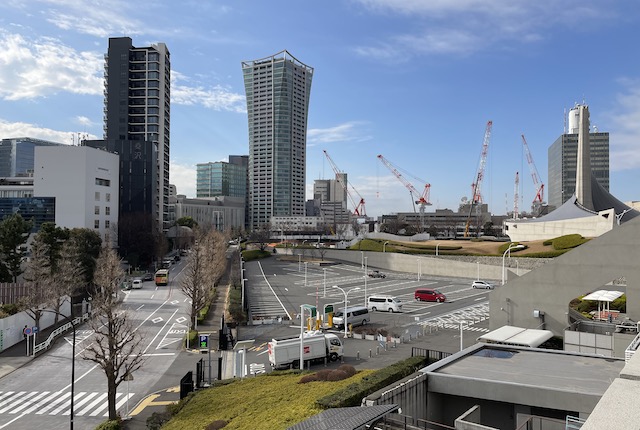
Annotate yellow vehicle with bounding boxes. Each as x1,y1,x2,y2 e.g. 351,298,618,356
155,269,169,286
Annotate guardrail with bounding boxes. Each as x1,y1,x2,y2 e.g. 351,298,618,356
33,313,89,355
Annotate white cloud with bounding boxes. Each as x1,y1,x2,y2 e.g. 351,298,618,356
75,116,94,126
170,161,197,198
307,121,371,145
42,0,144,38
607,78,640,171
353,0,608,60
0,31,103,100
172,83,246,113
0,118,97,143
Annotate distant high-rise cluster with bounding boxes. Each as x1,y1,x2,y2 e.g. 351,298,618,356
242,51,313,231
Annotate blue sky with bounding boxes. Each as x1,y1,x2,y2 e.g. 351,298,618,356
1,0,639,218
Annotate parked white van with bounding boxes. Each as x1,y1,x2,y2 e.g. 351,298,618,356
332,306,370,329
367,295,402,313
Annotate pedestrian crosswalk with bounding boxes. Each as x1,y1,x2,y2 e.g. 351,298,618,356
0,391,134,417
418,303,491,333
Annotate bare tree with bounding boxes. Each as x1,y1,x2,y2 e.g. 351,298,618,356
249,223,271,251
82,243,145,420
20,238,54,337
180,229,228,330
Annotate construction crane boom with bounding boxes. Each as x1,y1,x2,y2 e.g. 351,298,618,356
377,154,431,232
521,134,545,204
376,154,431,208
465,120,493,237
323,150,366,217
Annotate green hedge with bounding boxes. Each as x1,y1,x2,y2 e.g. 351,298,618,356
95,419,123,430
497,242,527,254
551,234,589,250
241,249,271,261
316,356,428,408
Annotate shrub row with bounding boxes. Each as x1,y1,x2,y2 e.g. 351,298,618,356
241,249,271,261
299,365,357,384
551,234,589,250
315,356,428,408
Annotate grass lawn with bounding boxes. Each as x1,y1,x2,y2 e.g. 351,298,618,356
163,370,374,430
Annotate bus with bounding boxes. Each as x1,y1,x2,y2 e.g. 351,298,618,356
155,269,169,286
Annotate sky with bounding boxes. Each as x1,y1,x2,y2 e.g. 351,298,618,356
1,0,639,219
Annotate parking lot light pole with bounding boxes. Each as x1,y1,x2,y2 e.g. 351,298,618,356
502,244,525,285
333,286,360,338
436,243,440,256
383,241,389,252
364,256,368,306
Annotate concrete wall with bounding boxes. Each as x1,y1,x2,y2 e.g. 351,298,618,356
0,301,71,352
309,248,504,281
504,208,615,242
490,215,640,336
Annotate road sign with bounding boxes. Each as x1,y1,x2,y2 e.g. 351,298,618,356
23,327,32,336
199,335,209,350
32,326,39,334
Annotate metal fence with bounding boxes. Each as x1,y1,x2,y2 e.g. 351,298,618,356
0,283,28,304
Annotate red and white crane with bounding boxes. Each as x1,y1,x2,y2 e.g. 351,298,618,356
323,150,366,218
377,154,431,231
465,120,493,237
521,134,545,206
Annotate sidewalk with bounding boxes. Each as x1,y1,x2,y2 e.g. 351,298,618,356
0,323,62,379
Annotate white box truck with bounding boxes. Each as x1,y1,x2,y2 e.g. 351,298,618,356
268,331,343,370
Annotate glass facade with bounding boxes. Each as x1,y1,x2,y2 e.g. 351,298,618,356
0,197,55,231
0,138,62,177
196,159,247,199
548,132,609,209
242,51,313,230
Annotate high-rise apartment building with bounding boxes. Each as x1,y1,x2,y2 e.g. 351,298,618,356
242,51,313,231
548,106,609,209
312,173,350,226
196,155,248,198
100,37,171,231
0,137,62,177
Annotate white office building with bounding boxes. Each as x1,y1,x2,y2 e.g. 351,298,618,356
34,146,120,243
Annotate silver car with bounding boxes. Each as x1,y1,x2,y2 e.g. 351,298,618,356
472,280,494,289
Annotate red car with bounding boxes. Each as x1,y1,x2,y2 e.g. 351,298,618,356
415,288,446,303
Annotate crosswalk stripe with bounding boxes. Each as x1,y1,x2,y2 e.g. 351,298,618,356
11,391,50,414
61,392,97,415
0,391,134,417
21,391,60,414
78,393,107,416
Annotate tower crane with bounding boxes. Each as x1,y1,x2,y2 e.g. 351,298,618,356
376,154,431,232
323,150,366,218
465,120,492,237
521,134,545,210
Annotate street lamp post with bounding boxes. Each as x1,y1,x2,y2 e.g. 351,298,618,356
436,243,440,256
323,268,326,298
364,256,368,306
41,309,77,430
417,258,421,281
502,244,525,285
332,286,360,338
383,241,389,253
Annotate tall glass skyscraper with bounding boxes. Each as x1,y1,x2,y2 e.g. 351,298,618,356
242,51,313,231
548,133,609,209
102,37,171,231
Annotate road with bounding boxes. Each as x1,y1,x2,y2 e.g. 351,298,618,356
0,260,192,430
239,256,495,375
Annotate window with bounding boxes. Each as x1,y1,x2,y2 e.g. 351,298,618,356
94,220,100,229
95,192,100,201
105,220,110,229
105,207,110,216
95,178,111,187
95,206,100,215
106,193,111,202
